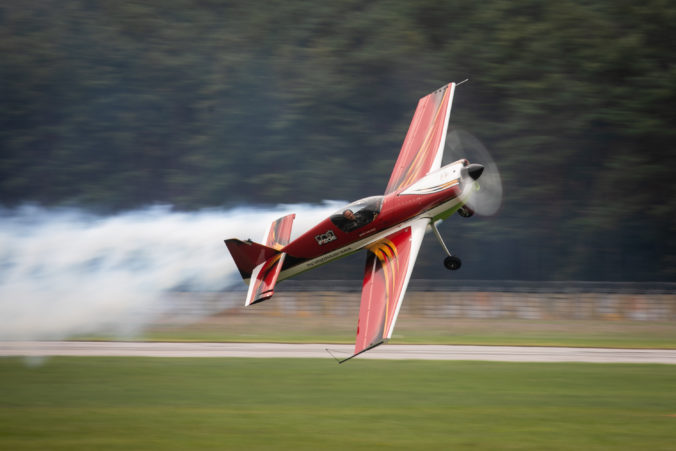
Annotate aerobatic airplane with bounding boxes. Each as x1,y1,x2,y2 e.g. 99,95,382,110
225,81,499,362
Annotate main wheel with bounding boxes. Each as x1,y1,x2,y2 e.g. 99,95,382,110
444,255,462,270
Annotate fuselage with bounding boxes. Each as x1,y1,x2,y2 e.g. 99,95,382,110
277,159,471,281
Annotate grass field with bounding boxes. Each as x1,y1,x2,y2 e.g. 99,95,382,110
135,316,676,349
1,357,675,450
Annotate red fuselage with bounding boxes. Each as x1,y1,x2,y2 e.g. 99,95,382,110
279,160,468,278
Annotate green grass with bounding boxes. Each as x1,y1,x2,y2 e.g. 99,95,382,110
103,317,676,349
1,357,675,450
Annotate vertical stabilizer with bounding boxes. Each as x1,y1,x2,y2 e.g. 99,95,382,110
245,252,287,306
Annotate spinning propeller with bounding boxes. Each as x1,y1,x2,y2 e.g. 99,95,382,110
445,129,503,216
432,129,503,271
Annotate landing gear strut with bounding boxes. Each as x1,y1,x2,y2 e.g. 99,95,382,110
431,221,462,271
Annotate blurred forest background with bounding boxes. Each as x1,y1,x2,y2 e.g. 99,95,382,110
1,0,675,281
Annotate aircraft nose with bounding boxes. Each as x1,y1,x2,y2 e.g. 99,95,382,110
466,163,484,180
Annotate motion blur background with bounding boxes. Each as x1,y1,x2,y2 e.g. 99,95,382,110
1,1,675,305
3,6,676,450
3,0,676,281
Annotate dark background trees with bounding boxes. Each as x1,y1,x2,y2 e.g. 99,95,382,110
1,0,674,281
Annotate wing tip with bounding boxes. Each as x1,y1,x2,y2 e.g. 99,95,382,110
338,341,386,364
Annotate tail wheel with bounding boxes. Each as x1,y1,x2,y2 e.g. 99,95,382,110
444,256,462,270
457,206,474,218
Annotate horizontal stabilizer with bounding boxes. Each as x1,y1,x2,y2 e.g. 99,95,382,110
245,252,286,306
225,213,296,305
265,213,295,249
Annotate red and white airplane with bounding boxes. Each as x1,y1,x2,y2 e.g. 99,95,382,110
226,81,496,362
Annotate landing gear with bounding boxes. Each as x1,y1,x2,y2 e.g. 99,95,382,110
430,221,462,271
444,255,462,270
457,205,474,218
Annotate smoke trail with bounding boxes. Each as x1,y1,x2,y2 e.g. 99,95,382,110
0,202,343,340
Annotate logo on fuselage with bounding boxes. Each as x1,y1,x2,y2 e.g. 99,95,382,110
315,230,337,245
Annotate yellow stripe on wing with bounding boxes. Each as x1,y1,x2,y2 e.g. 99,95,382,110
367,239,400,337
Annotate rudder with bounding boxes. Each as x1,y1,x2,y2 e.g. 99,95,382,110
224,239,279,281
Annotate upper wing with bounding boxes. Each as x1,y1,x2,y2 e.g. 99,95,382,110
385,82,456,195
344,218,429,362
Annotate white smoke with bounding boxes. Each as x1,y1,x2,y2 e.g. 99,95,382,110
0,202,343,340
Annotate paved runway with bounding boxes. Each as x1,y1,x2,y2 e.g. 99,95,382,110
2,341,676,363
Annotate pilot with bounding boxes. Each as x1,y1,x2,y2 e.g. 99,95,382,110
341,209,360,232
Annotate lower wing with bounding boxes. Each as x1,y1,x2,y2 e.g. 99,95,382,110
342,218,429,362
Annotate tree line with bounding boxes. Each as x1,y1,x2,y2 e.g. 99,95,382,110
1,0,675,280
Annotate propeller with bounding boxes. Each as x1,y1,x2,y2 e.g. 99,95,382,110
445,129,502,216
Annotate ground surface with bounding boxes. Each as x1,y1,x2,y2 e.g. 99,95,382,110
4,311,675,449
1,357,675,450
3,341,676,363
137,316,676,348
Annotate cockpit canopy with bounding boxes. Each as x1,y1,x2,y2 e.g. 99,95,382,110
330,196,383,233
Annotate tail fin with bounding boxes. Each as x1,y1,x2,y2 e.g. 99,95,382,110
225,213,296,280
224,239,280,281
225,213,296,305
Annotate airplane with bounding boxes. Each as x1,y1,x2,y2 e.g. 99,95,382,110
225,81,499,362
